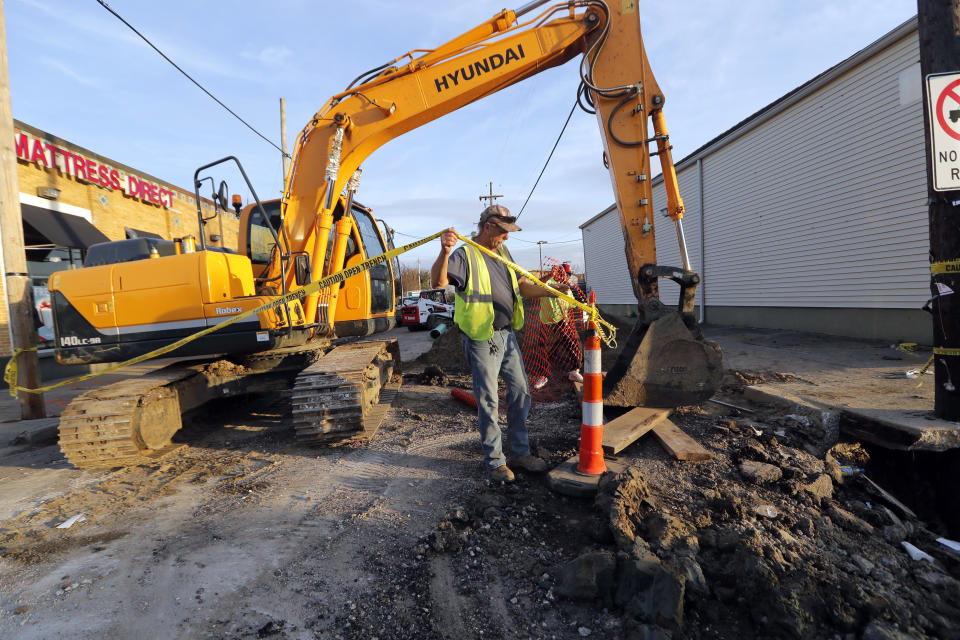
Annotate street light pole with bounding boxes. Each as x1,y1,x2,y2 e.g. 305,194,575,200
537,240,547,278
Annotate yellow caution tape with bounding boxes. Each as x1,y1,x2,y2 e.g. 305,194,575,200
896,342,918,354
914,355,935,388
5,231,442,396
456,234,618,348
913,347,960,388
4,228,619,396
930,260,960,274
2,346,37,397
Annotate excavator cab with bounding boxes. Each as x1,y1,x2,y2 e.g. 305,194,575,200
238,196,397,337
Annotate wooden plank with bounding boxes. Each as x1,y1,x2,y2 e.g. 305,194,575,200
651,419,713,461
601,407,672,455
547,456,628,498
861,475,918,520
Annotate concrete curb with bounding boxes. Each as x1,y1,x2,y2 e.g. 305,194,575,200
743,384,960,452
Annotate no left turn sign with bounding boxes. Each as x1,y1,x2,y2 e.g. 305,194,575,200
928,71,960,191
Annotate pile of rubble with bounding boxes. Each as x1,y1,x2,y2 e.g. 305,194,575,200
416,403,960,639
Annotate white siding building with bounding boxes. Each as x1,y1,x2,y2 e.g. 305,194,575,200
581,18,931,343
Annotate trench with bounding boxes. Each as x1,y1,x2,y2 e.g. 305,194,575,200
856,442,960,539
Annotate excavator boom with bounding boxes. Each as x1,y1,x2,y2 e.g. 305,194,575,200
281,0,721,406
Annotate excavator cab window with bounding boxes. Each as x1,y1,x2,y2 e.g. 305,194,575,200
352,209,391,314
323,226,358,275
246,200,283,268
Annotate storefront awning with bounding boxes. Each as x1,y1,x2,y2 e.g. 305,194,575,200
21,204,109,249
125,227,163,240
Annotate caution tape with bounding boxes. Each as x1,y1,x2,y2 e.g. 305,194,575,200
4,228,618,396
4,231,442,396
930,260,960,274
896,342,918,354
910,347,960,388
2,346,37,397
913,355,935,388
456,234,618,348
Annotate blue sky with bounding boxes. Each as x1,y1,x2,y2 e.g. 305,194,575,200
6,0,917,272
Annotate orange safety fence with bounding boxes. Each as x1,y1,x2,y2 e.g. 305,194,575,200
520,260,588,392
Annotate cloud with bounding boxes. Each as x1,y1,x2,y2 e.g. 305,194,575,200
11,0,266,85
242,46,293,65
38,57,100,87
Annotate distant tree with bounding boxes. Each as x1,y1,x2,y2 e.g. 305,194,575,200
397,262,430,293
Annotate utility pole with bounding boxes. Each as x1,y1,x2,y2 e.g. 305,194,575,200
478,182,503,208
920,0,960,419
0,0,44,419
537,240,547,278
280,98,290,192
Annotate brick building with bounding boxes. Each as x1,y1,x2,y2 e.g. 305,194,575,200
0,120,240,358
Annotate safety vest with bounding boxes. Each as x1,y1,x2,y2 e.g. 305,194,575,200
538,277,570,325
454,244,524,341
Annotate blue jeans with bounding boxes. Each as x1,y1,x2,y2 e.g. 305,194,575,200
462,329,532,469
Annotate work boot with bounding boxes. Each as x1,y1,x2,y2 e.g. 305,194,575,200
532,375,548,390
567,369,583,383
489,465,515,483
509,455,548,473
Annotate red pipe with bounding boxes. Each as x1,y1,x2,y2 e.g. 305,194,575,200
450,388,478,409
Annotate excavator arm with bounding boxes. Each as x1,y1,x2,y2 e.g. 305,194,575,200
281,0,721,406
282,1,602,325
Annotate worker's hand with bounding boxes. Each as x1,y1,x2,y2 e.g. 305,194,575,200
553,282,571,295
440,227,458,254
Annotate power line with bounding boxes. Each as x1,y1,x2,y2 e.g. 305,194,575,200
515,98,578,220
95,0,288,157
513,237,582,245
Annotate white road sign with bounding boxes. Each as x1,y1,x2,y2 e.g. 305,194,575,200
927,71,960,192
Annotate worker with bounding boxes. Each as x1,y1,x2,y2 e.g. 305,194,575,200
431,204,568,482
529,262,584,390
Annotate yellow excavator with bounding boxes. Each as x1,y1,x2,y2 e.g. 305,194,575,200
49,0,721,468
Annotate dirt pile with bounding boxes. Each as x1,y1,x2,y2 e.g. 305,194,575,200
409,397,960,639
418,365,449,386
415,324,470,372
560,421,960,639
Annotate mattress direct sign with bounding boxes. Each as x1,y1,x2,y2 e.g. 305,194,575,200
14,131,178,208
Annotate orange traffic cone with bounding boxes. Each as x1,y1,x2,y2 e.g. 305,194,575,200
577,292,606,475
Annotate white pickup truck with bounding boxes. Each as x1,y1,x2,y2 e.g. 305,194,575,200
398,289,454,331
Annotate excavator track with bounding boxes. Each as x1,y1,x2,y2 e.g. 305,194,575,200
58,359,298,469
291,340,401,446
57,338,402,468
58,369,195,469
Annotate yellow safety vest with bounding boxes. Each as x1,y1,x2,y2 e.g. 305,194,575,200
454,244,524,341
538,277,570,325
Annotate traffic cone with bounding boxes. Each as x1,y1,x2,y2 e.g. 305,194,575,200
577,292,606,475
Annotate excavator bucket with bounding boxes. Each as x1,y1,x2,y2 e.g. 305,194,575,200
603,299,723,409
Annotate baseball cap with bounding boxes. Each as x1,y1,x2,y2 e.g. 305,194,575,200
479,204,521,232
